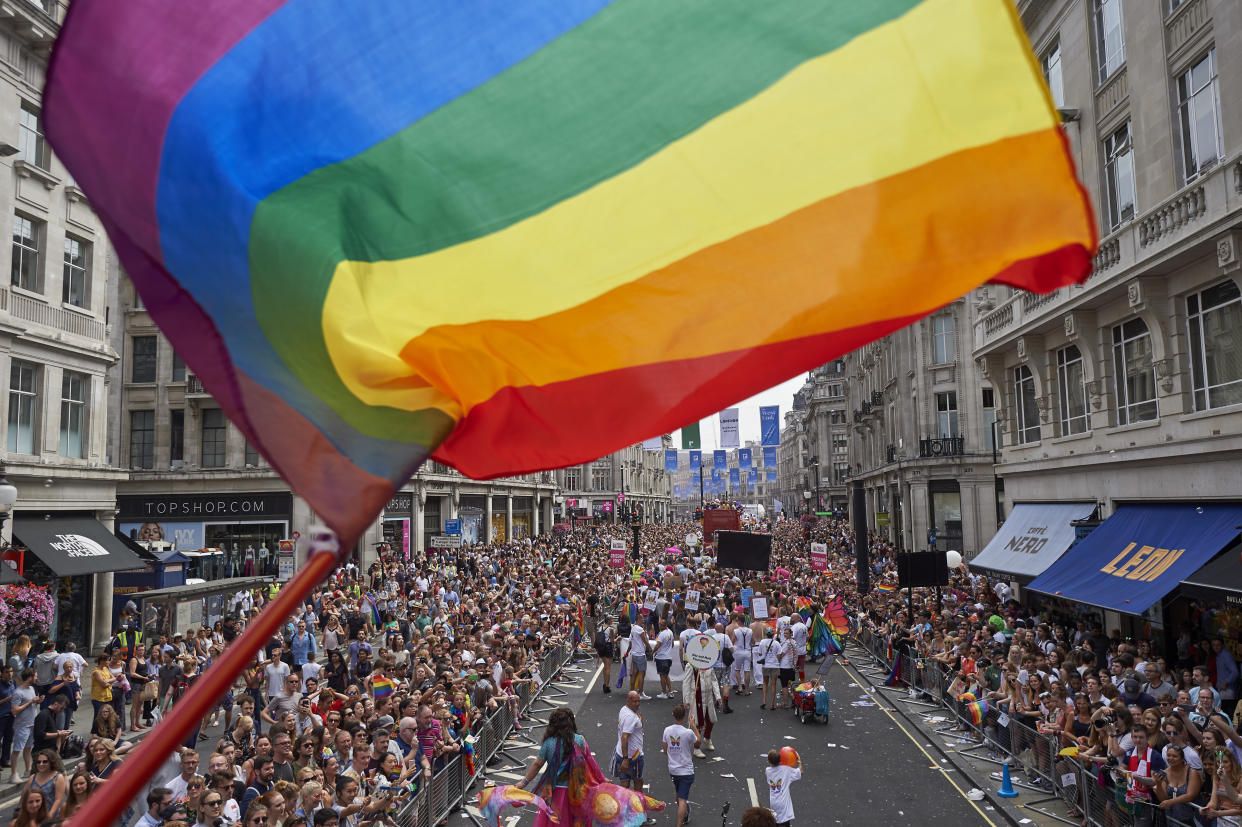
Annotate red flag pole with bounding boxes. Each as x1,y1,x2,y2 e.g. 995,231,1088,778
70,545,340,827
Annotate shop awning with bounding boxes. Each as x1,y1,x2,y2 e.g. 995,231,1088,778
14,516,150,577
1027,504,1242,615
969,502,1096,582
1179,546,1242,606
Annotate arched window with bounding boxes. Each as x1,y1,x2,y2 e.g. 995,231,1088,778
1057,345,1089,435
1014,365,1041,444
1112,318,1157,424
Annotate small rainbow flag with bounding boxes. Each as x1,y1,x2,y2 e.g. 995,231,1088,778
967,700,989,726
876,584,897,594
957,692,978,704
372,676,395,701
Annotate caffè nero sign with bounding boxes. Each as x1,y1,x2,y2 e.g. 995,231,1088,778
118,492,293,521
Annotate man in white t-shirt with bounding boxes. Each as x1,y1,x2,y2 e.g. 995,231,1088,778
653,619,676,699
629,624,652,700
731,622,754,696
614,691,645,791
662,704,700,827
790,617,809,682
765,748,802,826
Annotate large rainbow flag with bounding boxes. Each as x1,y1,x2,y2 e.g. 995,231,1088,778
45,0,1095,546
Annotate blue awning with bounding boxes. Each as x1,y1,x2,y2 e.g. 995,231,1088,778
1026,504,1242,615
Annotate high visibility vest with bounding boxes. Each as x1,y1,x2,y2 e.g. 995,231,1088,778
116,630,143,657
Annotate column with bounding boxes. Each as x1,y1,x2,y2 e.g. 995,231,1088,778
412,493,424,555
485,494,493,543
505,496,513,541
531,496,540,537
91,573,114,654
908,480,930,552
958,482,979,557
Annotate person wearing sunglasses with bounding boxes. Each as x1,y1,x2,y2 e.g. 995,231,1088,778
243,802,269,827
196,792,225,827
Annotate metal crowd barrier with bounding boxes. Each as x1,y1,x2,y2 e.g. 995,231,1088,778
850,627,1199,827
394,635,578,827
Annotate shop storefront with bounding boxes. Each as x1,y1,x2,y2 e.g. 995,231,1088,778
1027,503,1242,653
117,492,292,579
969,502,1097,590
383,493,413,561
12,515,150,651
459,499,485,545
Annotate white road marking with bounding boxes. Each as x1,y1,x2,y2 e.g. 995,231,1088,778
747,777,759,807
583,661,605,695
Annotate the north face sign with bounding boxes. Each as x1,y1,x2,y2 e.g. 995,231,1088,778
50,534,110,558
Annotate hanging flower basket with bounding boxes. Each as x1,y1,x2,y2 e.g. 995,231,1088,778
0,584,55,639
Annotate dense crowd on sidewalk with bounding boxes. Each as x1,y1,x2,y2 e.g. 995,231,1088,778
2,510,1241,827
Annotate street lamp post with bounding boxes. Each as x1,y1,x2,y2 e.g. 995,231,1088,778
0,459,18,542
809,456,821,513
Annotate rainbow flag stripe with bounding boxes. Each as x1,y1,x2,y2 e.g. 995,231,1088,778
44,0,1094,543
876,584,898,594
372,676,395,701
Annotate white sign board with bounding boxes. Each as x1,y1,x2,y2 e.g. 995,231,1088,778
643,588,658,612
683,634,720,670
277,553,295,582
685,533,700,547
684,589,700,611
430,535,462,549
610,539,628,552
750,597,769,620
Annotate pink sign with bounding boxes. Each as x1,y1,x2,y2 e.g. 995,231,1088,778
400,518,411,561
610,548,627,567
810,542,828,571
565,498,578,507
617,492,626,503
602,502,613,513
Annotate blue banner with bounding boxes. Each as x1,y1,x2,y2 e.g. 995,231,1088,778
729,468,740,486
1027,503,1242,614
711,468,722,483
763,446,777,467
665,449,678,472
689,450,701,471
760,405,780,446
714,450,727,471
748,468,758,482
766,470,777,482
738,448,751,468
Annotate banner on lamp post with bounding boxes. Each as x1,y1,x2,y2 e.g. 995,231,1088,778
719,408,740,448
763,446,777,467
713,450,726,471
681,423,701,450
738,448,752,468
810,542,828,571
689,451,701,471
642,435,663,450
760,405,780,446
665,449,678,472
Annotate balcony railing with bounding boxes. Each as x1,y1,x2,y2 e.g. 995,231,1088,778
2,287,106,339
919,437,965,458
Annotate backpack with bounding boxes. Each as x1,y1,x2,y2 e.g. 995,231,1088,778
617,614,632,638
594,627,611,652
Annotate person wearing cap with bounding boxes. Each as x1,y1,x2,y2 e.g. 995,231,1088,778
1122,677,1158,711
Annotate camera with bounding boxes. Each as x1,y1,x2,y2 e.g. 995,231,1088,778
1093,713,1117,729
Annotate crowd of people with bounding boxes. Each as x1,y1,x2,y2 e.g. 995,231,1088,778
3,508,1241,827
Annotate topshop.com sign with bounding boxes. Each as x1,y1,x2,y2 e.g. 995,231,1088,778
118,493,292,521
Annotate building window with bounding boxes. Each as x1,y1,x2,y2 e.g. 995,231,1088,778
982,386,997,454
982,387,995,409
6,360,38,454
1176,49,1223,183
61,234,91,308
591,460,612,491
171,352,186,383
131,335,157,383
1103,122,1136,230
11,213,43,293
832,462,849,485
1094,0,1125,82
200,408,227,467
563,466,582,489
1167,0,1186,14
1042,39,1064,108
832,432,848,454
17,101,48,170
931,315,956,364
1112,317,1158,425
129,410,154,469
245,441,260,467
828,383,843,397
1187,279,1242,410
935,391,959,437
170,409,184,462
58,371,87,458
1057,345,1090,435
1014,365,1041,444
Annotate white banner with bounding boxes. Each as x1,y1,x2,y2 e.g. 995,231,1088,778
719,408,740,448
